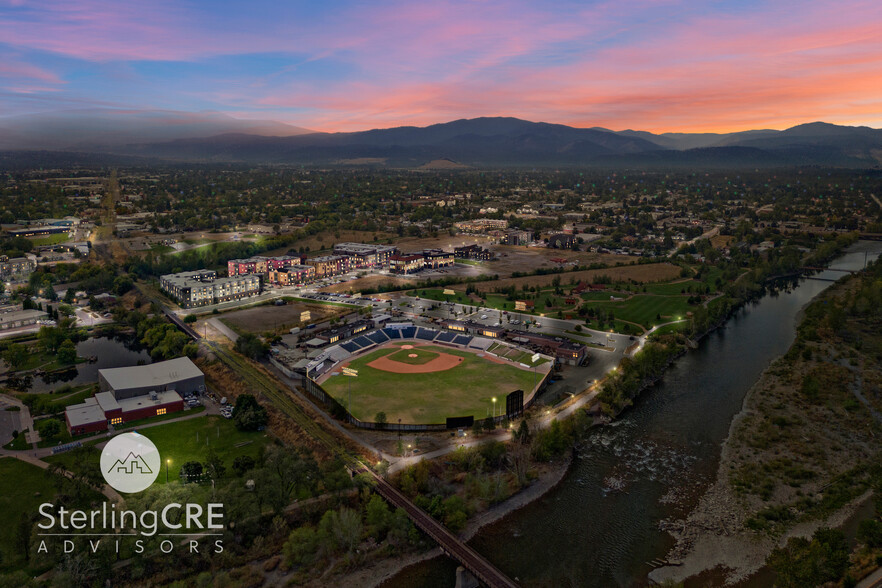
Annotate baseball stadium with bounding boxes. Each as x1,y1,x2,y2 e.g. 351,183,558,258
306,324,553,427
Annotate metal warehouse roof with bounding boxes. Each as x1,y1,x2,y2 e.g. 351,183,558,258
98,357,203,392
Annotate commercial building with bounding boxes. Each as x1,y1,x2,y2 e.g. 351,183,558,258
0,308,48,330
389,253,425,274
5,225,69,238
268,264,316,286
0,255,37,279
332,243,399,268
65,357,202,435
160,270,261,308
227,255,301,276
453,244,493,261
99,356,205,399
422,249,454,269
305,255,349,278
506,332,588,366
502,230,533,246
454,219,509,232
442,320,505,338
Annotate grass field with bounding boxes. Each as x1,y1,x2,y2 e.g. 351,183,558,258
29,233,71,246
584,294,694,329
387,347,439,365
322,344,543,424
45,415,269,484
0,458,102,571
465,262,682,293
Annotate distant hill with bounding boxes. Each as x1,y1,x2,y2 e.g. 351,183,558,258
1,113,880,169
0,108,311,150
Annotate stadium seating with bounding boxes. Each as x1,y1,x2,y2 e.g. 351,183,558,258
384,328,402,339
352,336,373,348
366,330,389,345
416,328,438,341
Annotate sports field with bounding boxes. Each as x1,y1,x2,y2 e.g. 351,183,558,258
320,343,546,424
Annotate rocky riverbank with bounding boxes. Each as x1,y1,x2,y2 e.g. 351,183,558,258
651,264,882,586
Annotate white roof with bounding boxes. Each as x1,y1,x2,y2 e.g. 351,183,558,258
95,391,121,412
99,357,202,391
118,390,182,414
66,397,105,428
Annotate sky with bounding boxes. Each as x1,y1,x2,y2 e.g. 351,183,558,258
1,0,882,133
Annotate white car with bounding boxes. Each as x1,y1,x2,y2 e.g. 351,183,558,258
480,314,488,319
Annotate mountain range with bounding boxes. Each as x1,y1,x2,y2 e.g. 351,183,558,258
2,110,881,169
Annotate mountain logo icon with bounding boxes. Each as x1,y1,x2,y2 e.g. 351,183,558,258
107,452,154,475
100,432,161,493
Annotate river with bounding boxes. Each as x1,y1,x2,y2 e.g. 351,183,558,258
386,241,882,588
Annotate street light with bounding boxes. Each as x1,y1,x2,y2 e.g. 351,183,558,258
166,459,171,483
492,397,497,418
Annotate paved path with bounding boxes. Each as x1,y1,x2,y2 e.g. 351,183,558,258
209,318,240,343
858,566,882,588
0,404,216,460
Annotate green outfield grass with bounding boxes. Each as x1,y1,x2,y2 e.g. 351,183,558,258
387,347,439,365
322,344,543,424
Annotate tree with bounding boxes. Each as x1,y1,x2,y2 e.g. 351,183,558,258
232,455,256,477
234,333,269,360
283,525,318,567
203,449,226,482
365,494,391,538
375,411,387,427
767,528,849,588
183,314,198,324
233,394,268,432
256,446,320,513
40,419,61,442
2,343,28,370
57,339,77,365
180,461,203,483
14,513,31,562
